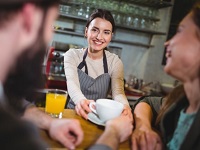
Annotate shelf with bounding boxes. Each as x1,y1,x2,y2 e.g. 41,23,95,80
54,29,154,48
111,39,154,48
54,29,84,37
60,11,160,22
129,0,173,9
116,24,166,35
60,13,86,21
60,0,173,9
59,13,166,35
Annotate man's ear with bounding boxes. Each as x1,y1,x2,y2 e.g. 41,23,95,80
19,3,42,49
21,3,36,34
17,3,42,55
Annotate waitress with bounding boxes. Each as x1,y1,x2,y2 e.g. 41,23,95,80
64,9,131,119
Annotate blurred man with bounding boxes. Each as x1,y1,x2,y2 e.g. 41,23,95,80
0,0,83,149
0,1,133,150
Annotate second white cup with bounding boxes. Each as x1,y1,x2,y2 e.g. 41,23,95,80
89,99,124,122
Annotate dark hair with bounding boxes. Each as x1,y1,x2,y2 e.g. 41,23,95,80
191,2,200,82
192,2,200,29
0,0,59,28
191,1,200,41
86,9,115,33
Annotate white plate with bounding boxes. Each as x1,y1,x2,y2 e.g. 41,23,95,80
88,112,105,126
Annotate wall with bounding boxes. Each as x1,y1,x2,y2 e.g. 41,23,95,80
51,3,175,85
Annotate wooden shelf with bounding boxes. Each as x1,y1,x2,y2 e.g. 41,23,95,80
54,29,154,48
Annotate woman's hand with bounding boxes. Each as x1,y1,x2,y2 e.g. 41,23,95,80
95,114,133,150
106,114,134,143
122,104,133,121
131,126,163,150
75,99,95,119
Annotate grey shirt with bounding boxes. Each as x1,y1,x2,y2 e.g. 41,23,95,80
132,96,165,124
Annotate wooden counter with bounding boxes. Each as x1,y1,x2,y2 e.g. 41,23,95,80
40,109,130,150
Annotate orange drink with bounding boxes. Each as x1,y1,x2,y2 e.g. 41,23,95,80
45,89,67,118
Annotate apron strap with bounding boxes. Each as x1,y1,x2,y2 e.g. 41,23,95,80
103,50,108,73
77,48,108,74
77,49,89,74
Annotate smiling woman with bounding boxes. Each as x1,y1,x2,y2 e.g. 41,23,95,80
85,17,112,53
132,2,200,150
64,9,132,120
162,0,196,65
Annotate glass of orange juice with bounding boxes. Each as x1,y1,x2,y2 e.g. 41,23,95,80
45,89,68,118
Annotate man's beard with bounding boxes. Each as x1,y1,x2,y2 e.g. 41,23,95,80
3,37,47,114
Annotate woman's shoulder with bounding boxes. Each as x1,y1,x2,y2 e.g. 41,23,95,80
105,50,121,62
64,48,85,59
65,48,84,55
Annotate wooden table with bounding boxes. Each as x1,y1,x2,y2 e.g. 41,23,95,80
40,109,130,150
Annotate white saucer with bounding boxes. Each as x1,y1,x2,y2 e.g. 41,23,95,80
88,112,105,126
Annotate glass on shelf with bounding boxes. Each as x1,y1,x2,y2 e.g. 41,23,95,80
152,21,159,30
86,0,97,7
133,17,140,28
85,6,91,19
133,6,141,16
111,1,119,11
58,0,165,32
140,18,146,29
125,15,133,26
59,5,71,15
119,2,129,13
115,13,123,25
70,4,79,16
77,5,84,17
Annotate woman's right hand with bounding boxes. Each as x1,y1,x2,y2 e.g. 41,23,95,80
75,99,95,120
131,126,163,150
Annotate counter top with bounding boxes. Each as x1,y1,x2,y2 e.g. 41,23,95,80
39,108,130,149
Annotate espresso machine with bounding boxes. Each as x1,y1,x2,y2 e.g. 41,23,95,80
45,41,69,90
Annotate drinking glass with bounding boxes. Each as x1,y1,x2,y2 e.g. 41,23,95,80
133,17,140,28
45,89,68,118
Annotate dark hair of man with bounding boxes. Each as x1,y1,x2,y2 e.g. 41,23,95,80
0,0,59,29
1,0,59,114
85,9,115,33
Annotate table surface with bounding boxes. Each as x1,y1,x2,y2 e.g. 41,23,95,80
40,108,130,150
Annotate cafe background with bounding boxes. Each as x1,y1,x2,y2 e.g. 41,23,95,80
44,0,197,101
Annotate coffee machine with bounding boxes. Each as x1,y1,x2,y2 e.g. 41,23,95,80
45,41,69,90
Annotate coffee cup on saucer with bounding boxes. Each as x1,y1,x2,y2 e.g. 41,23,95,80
89,99,124,122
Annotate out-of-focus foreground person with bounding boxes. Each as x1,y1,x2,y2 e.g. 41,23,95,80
0,0,83,149
132,2,200,150
0,0,133,149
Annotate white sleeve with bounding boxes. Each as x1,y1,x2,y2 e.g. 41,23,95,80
110,58,129,106
64,49,86,105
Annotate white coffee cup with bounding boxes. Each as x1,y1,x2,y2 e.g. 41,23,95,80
89,99,124,122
